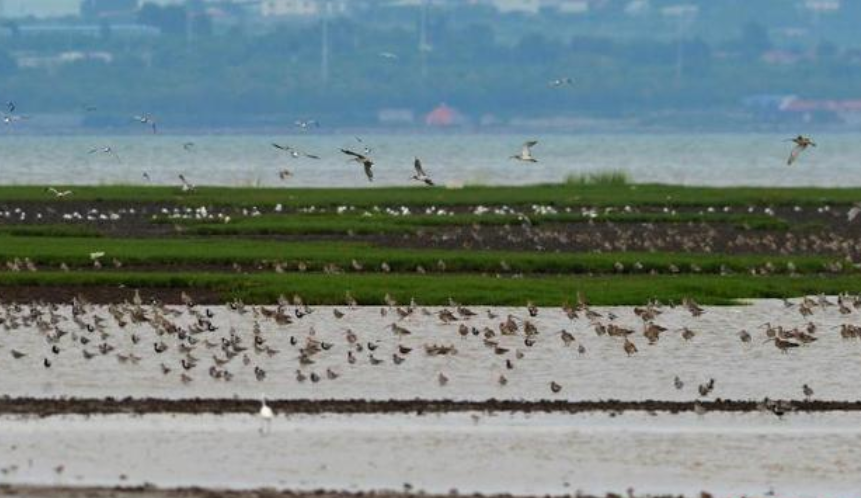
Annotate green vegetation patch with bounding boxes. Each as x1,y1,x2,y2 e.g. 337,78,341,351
0,235,843,275
1,271,860,306
3,183,861,208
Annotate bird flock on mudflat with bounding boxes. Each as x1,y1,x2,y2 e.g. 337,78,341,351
2,290,857,424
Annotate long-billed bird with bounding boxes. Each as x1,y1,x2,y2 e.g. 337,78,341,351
341,149,375,182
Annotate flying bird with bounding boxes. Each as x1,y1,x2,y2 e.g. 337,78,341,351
89,146,121,163
46,187,72,198
786,135,815,165
411,157,434,186
183,142,196,152
278,169,293,180
354,136,372,155
294,120,319,130
341,149,374,182
548,77,574,87
272,143,320,159
133,115,158,134
510,140,539,163
379,52,399,60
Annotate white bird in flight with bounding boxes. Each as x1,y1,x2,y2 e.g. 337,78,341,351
46,187,72,198
411,157,434,186
133,114,158,134
89,146,121,163
294,120,319,130
510,140,539,163
549,77,574,87
272,143,321,160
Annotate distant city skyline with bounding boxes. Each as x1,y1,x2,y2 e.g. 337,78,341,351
1,0,183,18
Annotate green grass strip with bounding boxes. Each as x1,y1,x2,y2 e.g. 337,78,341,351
0,272,860,305
0,235,841,275
3,183,861,207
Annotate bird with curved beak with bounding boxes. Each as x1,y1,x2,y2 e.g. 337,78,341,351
341,149,375,182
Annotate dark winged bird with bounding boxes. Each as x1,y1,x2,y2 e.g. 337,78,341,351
786,135,815,165
341,149,374,182
411,157,434,186
272,143,320,159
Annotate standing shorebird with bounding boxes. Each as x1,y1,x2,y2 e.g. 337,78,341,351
786,135,815,165
411,157,434,186
510,141,539,163
259,395,274,434
341,149,375,182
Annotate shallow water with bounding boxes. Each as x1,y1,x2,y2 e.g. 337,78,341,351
1,412,860,497
1,133,859,187
0,299,858,401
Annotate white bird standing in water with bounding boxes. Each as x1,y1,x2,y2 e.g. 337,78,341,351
259,395,274,434
510,140,539,163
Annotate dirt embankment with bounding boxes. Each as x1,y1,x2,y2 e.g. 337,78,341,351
0,397,858,417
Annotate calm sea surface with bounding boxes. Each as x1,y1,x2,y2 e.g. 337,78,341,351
0,133,858,187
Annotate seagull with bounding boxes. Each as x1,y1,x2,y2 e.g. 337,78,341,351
272,143,320,159
46,187,72,198
6,101,15,113
411,157,434,186
183,142,196,152
278,169,293,180
786,135,815,165
510,140,539,162
88,146,121,163
133,114,158,134
548,77,574,87
294,120,319,130
178,174,195,192
341,149,374,182
379,51,399,61
259,395,274,434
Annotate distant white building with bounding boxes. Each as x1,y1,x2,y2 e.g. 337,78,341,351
260,0,348,17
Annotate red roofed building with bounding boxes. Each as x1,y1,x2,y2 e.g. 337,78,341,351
425,103,465,127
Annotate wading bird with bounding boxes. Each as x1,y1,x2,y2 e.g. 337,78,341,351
259,395,274,434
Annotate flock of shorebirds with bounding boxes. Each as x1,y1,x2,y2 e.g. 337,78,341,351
2,290,856,424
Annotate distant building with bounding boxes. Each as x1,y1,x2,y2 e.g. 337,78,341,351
81,0,140,21
259,0,349,18
425,104,466,127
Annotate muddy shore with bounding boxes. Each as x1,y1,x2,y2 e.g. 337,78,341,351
0,485,688,498
0,397,858,417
